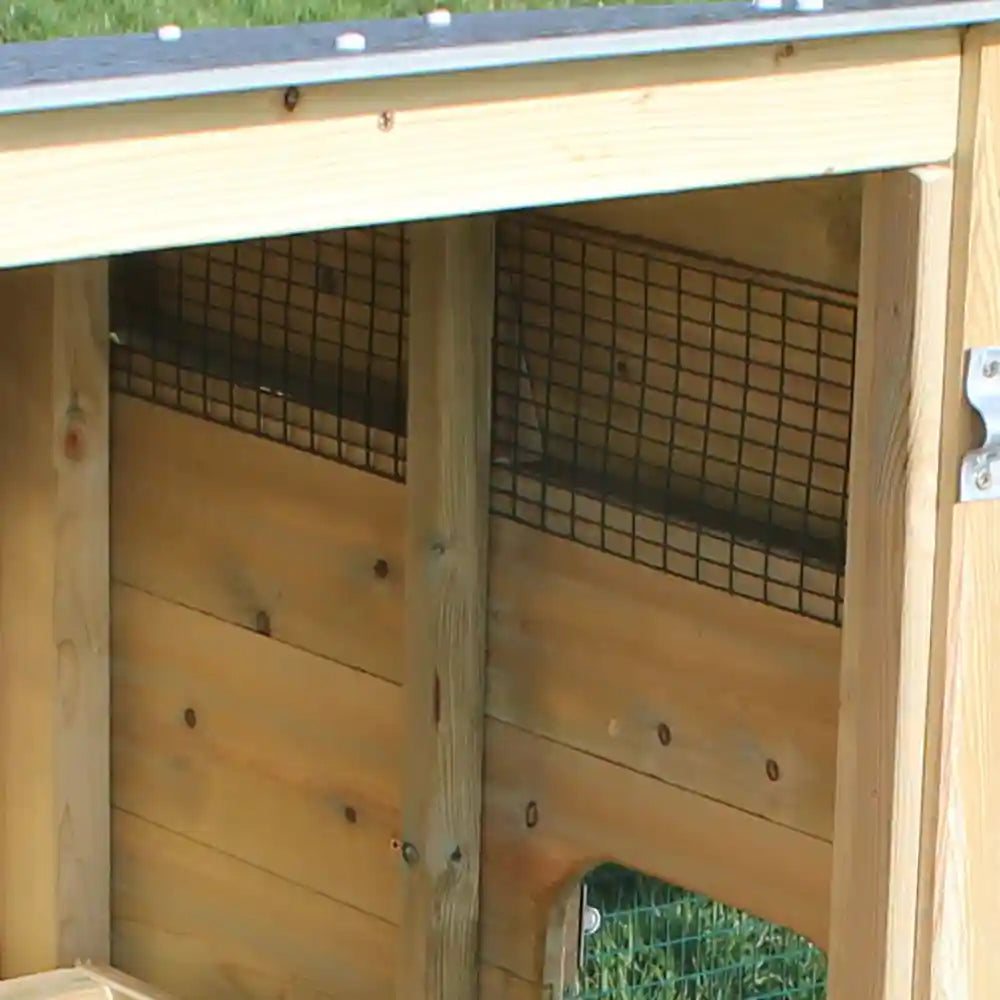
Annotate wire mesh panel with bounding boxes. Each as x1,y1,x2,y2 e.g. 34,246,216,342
109,224,409,481
491,213,856,625
579,865,827,1000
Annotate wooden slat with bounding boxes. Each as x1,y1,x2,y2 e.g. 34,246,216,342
551,177,864,292
110,395,405,681
482,719,833,965
111,809,537,1000
112,808,396,1000
111,399,840,838
111,399,840,839
914,25,1000,1000
825,167,953,1000
0,30,960,268
398,217,495,1000
110,583,401,928
0,261,110,976
110,584,830,983
489,518,840,839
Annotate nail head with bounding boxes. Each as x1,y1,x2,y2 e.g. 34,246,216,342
657,722,672,747
765,758,780,782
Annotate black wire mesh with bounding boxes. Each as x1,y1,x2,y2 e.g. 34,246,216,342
109,210,855,625
109,225,408,482
491,213,856,625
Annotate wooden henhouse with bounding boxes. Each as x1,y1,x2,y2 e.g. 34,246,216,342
1,1,999,998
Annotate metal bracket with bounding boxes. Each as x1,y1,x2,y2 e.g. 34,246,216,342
960,346,1000,502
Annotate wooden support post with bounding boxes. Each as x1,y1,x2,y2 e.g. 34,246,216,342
543,881,584,999
826,167,953,1000
397,217,495,1000
912,25,1000,1000
0,261,111,976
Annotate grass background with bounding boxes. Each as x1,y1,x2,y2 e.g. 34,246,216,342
581,866,827,1000
0,0,702,42
0,0,828,996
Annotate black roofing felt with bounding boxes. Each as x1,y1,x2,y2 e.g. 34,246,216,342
0,0,997,115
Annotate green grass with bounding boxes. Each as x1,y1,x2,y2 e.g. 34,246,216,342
0,0,704,43
578,866,828,1000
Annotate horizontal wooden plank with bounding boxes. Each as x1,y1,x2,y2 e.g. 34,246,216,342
484,719,833,960
112,398,840,841
113,810,535,1000
551,177,864,292
489,517,840,839
110,583,401,927
0,30,960,268
112,809,392,1000
110,394,405,681
111,584,831,984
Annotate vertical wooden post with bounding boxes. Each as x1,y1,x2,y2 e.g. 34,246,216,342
0,260,111,976
397,217,495,1000
912,25,1000,1000
826,167,953,1000
543,881,585,998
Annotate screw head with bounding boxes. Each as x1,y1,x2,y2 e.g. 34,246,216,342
525,801,539,828
400,841,420,865
656,722,672,746
984,359,1000,379
765,758,780,782
283,86,300,112
976,466,993,491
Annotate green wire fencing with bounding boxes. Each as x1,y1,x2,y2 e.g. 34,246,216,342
575,864,828,1000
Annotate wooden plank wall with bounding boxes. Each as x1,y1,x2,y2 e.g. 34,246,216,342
103,181,856,1000
109,400,837,1000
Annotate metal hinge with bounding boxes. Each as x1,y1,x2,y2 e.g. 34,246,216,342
960,347,1000,502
